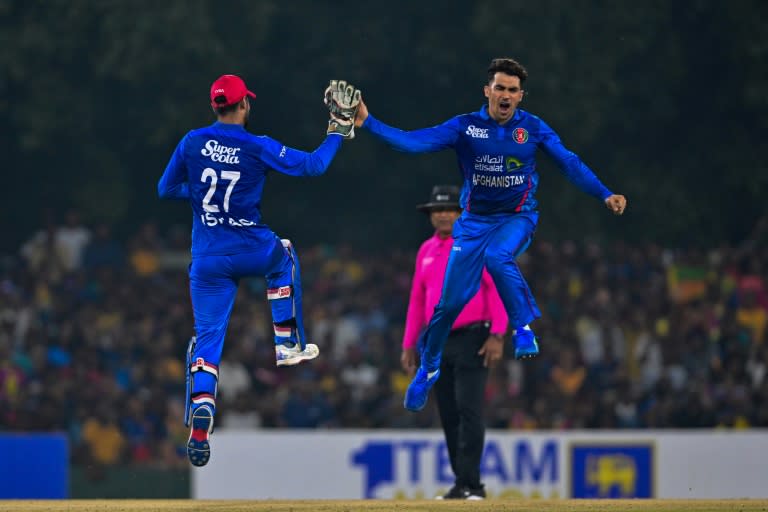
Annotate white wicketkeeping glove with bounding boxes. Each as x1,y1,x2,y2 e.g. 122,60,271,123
324,80,362,139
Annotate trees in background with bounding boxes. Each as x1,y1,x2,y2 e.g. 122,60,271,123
2,0,766,250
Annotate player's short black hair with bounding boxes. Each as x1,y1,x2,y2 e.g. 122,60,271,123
213,100,240,116
487,58,528,84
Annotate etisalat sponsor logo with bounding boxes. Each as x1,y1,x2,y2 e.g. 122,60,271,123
474,154,524,173
474,154,504,172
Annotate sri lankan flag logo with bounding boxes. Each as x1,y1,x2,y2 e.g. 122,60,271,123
514,127,529,144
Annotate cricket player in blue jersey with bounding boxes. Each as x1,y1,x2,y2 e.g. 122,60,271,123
345,57,627,412
158,74,360,466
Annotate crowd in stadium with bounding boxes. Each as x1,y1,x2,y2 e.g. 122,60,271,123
1,211,766,468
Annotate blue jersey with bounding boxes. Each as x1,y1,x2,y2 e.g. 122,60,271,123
158,122,342,256
363,106,612,215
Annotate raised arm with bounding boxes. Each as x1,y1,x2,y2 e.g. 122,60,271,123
258,134,343,177
538,119,626,214
355,97,459,153
258,80,364,177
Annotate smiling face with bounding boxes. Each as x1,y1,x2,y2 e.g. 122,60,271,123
484,72,524,125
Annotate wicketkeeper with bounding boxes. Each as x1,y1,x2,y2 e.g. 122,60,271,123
158,74,361,466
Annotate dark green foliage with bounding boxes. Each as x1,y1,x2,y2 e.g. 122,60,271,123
1,0,765,250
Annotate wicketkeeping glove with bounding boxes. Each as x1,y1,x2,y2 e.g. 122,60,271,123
324,80,361,138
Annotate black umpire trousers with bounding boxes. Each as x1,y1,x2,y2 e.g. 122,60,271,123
433,321,490,490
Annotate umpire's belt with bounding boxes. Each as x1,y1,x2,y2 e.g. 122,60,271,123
450,321,491,335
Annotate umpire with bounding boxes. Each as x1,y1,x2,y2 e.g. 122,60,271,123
402,185,509,500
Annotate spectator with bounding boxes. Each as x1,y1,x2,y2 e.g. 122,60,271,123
55,210,92,272
83,223,125,270
2,221,768,469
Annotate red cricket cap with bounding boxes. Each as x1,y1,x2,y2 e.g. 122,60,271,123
210,74,256,108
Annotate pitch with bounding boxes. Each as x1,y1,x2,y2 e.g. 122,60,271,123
2,500,768,512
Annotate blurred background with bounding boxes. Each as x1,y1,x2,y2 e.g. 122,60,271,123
1,0,767,500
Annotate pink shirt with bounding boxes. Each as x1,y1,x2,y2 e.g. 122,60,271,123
402,232,509,350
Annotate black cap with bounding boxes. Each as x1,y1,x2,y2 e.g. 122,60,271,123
416,185,462,213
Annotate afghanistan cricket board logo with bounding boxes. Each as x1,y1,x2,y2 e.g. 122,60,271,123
514,128,529,144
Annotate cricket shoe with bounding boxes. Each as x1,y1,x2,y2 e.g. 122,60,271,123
404,366,440,412
465,486,487,500
187,405,214,467
275,343,320,367
435,485,469,500
435,485,486,500
513,328,539,360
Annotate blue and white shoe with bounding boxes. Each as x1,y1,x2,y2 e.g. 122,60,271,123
275,343,320,367
404,366,441,412
187,405,214,467
513,329,539,360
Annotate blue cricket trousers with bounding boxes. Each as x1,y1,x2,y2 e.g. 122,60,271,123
186,233,305,415
420,210,541,372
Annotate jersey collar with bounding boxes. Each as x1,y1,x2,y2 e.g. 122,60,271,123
212,121,246,130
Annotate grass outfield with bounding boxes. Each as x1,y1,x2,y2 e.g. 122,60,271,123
2,500,768,512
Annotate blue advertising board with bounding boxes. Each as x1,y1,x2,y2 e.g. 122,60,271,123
0,433,69,498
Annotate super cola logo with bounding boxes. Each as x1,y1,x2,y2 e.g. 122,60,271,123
465,125,489,139
201,140,242,163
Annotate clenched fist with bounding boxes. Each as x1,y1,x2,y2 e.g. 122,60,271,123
605,194,627,215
